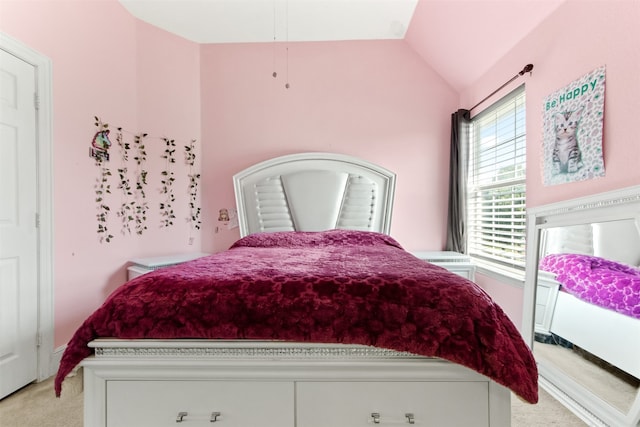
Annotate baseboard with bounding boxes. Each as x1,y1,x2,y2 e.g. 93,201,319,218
49,345,66,378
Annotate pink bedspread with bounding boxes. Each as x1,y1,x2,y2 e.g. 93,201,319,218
540,253,640,319
55,230,537,403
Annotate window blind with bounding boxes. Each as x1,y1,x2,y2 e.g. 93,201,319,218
467,85,526,271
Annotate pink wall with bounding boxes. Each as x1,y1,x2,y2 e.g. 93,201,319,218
460,0,640,325
199,41,458,254
1,1,202,347
2,0,638,349
461,0,640,207
1,1,456,348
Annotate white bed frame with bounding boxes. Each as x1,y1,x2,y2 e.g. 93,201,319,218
81,152,512,427
550,290,640,380
233,152,396,236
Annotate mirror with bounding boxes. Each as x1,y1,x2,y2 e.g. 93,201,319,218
523,185,640,427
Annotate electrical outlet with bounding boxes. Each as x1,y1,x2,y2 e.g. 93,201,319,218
188,237,194,245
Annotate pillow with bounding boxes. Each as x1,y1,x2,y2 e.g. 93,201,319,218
592,219,640,267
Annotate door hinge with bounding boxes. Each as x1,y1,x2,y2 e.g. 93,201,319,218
36,333,42,348
34,92,40,110
35,212,40,228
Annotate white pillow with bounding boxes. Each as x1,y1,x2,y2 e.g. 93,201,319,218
592,219,640,266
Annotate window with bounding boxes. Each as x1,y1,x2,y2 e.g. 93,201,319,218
467,85,526,275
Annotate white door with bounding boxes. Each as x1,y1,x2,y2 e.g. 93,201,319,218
0,48,39,399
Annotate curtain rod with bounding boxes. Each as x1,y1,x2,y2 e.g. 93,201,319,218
469,64,534,112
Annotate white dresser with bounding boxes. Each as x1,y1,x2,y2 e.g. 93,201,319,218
534,271,560,336
411,250,476,281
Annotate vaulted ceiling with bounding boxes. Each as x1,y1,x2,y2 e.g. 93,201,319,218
119,0,565,91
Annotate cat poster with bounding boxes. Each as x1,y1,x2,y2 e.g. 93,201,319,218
542,65,606,186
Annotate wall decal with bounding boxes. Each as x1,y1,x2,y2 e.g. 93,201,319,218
90,126,112,162
114,130,150,236
132,133,149,235
92,117,113,243
159,137,177,228
185,139,201,232
542,65,606,186
115,129,134,235
90,116,198,242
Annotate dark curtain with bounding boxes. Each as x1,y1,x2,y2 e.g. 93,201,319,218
445,109,470,254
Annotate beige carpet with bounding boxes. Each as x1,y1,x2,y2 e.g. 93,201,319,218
0,371,83,427
1,370,585,427
535,341,638,414
512,387,587,426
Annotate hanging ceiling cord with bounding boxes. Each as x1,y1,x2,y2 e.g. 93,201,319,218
285,0,290,89
272,0,277,78
469,64,533,112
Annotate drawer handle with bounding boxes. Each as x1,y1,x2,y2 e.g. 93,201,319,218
370,412,416,424
176,411,222,423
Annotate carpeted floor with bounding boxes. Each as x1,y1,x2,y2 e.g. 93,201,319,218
535,341,638,414
0,371,83,427
1,370,586,427
512,388,587,426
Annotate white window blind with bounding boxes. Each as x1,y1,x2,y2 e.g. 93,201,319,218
467,85,526,272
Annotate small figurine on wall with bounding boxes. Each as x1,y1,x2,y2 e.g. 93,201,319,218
218,208,230,222
218,207,238,229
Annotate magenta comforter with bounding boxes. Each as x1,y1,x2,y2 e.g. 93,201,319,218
55,230,537,403
540,253,640,319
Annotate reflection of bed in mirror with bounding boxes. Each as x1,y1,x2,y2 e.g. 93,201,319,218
524,185,640,427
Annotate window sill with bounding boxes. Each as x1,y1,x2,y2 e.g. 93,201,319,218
471,258,526,289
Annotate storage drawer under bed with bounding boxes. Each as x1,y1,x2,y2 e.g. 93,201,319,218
296,381,490,427
106,379,490,427
106,380,294,427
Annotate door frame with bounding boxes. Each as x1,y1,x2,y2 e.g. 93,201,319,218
1,32,54,381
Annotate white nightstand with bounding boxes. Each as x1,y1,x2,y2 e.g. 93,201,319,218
534,270,560,336
411,251,476,281
127,252,209,280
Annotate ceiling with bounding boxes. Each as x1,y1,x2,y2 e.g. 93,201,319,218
119,0,565,91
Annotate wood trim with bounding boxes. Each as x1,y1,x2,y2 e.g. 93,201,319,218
0,32,54,381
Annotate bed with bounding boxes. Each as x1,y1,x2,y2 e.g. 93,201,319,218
55,152,537,427
539,252,640,380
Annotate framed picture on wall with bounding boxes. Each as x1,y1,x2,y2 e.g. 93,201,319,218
542,65,606,186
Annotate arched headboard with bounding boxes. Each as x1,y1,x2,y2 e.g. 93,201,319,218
233,152,396,237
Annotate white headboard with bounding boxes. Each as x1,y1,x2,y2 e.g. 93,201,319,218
233,152,396,237
541,217,640,267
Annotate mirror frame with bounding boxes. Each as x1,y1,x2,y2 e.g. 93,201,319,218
523,184,640,427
